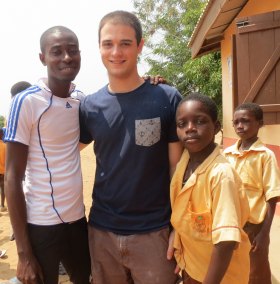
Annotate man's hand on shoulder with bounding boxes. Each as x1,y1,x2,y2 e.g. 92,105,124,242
143,74,168,85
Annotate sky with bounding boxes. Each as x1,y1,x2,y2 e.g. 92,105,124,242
0,0,149,117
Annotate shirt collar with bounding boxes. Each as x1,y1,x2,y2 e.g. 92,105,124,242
36,78,76,95
174,144,221,194
224,138,266,155
182,144,221,176
194,144,221,175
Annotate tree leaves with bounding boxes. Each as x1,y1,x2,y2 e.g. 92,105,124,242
0,115,5,128
133,0,222,118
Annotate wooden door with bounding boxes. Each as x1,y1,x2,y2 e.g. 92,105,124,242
232,10,280,124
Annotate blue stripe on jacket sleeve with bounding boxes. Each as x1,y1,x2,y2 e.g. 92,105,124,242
4,86,40,142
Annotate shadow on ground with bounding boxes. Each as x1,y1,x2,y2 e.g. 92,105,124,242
0,262,17,283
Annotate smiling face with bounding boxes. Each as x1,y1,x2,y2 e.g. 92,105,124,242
233,109,262,142
176,100,220,155
99,22,143,80
39,30,81,85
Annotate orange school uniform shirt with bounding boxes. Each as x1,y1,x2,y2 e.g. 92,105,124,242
171,145,250,284
0,140,6,174
224,139,280,224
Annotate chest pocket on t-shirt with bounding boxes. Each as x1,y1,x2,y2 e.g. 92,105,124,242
135,117,161,146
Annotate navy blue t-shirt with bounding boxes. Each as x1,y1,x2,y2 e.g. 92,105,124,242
79,81,182,234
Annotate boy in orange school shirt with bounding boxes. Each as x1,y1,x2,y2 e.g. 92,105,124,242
224,102,280,284
171,93,250,284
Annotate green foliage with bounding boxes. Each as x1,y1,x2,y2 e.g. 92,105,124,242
133,0,222,116
184,53,222,105
0,115,5,128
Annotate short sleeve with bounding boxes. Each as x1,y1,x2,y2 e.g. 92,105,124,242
4,94,32,145
262,152,280,202
211,165,248,244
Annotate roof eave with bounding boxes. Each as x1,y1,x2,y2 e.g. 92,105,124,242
189,0,249,58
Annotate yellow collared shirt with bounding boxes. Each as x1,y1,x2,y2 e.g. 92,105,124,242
224,138,280,224
171,145,250,283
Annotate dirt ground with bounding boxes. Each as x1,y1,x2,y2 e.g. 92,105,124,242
0,143,96,283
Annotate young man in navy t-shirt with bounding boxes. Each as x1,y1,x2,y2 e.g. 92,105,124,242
80,10,182,284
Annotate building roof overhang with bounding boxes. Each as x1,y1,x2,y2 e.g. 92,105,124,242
189,0,249,58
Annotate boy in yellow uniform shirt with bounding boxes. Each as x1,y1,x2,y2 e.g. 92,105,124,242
171,93,250,284
224,102,280,284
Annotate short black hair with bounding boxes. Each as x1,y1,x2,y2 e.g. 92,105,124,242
235,102,263,121
10,81,32,98
98,10,142,45
40,26,79,53
178,92,218,122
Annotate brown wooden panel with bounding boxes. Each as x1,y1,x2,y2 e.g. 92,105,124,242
243,44,280,103
233,10,280,125
235,33,250,103
275,12,280,123
232,34,238,110
261,104,280,112
248,28,274,91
